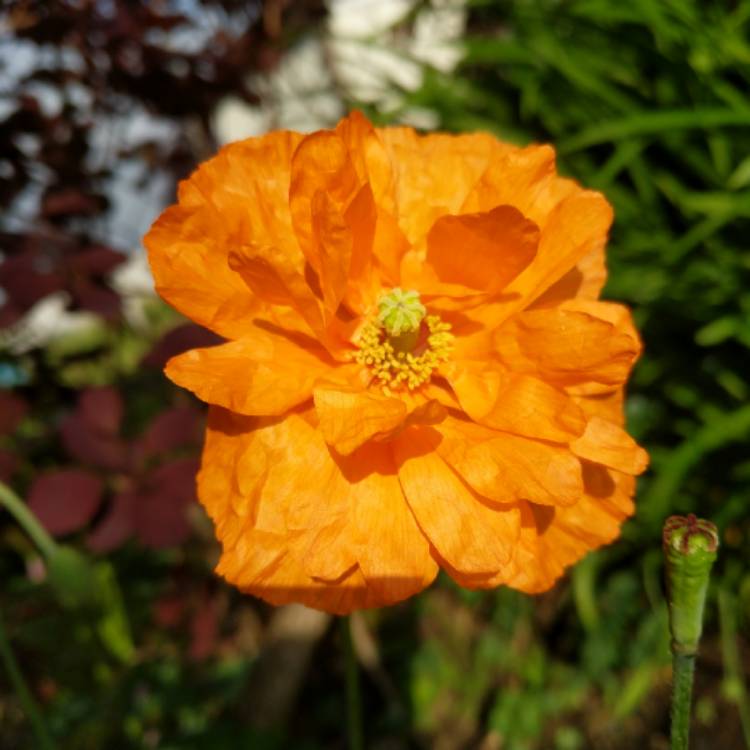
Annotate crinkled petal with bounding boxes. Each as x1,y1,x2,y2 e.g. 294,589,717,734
461,144,579,229
165,326,337,416
200,407,433,613
496,301,640,390
446,364,586,442
314,382,447,455
145,131,303,338
571,416,649,475
314,383,407,455
394,426,520,578
425,205,539,294
504,191,613,312
437,416,583,507
228,241,326,339
492,463,636,593
376,127,504,244
342,443,438,604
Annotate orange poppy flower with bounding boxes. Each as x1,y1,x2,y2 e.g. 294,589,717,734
145,112,648,614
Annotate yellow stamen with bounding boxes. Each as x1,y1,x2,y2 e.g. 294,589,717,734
354,312,454,392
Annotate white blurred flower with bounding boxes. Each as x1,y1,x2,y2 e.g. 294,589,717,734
212,0,467,145
109,248,156,329
327,0,414,38
0,292,100,354
212,37,344,143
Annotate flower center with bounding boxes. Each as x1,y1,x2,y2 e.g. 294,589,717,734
354,288,453,392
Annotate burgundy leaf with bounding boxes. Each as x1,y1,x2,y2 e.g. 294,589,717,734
189,594,218,661
60,412,128,471
135,406,202,462
70,278,122,319
0,392,28,435
0,249,65,311
79,386,123,436
28,469,103,536
133,457,198,548
68,246,125,275
142,324,222,369
42,188,104,217
86,489,136,553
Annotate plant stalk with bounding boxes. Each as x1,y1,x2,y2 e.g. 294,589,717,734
670,651,695,750
340,615,364,750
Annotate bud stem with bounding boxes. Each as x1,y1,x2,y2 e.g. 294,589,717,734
671,652,695,750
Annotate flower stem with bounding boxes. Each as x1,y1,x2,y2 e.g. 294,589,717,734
670,651,695,750
0,608,56,750
0,480,57,559
340,615,364,750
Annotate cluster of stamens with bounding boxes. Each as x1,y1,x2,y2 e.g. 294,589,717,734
354,288,453,392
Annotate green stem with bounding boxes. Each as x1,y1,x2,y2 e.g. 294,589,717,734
670,652,695,750
340,615,364,750
0,480,57,559
0,609,56,750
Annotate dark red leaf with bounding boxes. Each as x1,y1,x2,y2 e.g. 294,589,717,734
189,594,218,661
42,188,104,217
133,457,198,548
86,490,136,553
70,278,122,319
60,413,129,471
135,406,202,462
142,324,222,369
0,392,28,435
68,246,125,275
0,249,65,311
79,386,123,436
28,470,103,536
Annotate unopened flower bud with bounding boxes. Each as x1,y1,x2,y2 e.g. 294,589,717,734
663,514,719,655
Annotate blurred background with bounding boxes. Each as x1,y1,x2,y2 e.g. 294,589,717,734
1,1,749,748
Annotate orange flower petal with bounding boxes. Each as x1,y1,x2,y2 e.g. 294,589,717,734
376,127,504,244
228,240,327,338
437,417,583,507
394,426,519,578
165,327,336,416
145,201,260,339
145,130,304,338
495,464,636,593
461,144,579,229
217,530,377,614
201,407,433,613
314,382,448,455
314,383,407,455
425,205,539,294
446,365,586,442
496,302,641,390
290,131,360,314
505,191,613,313
530,243,607,307
343,443,439,603
570,416,649,475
